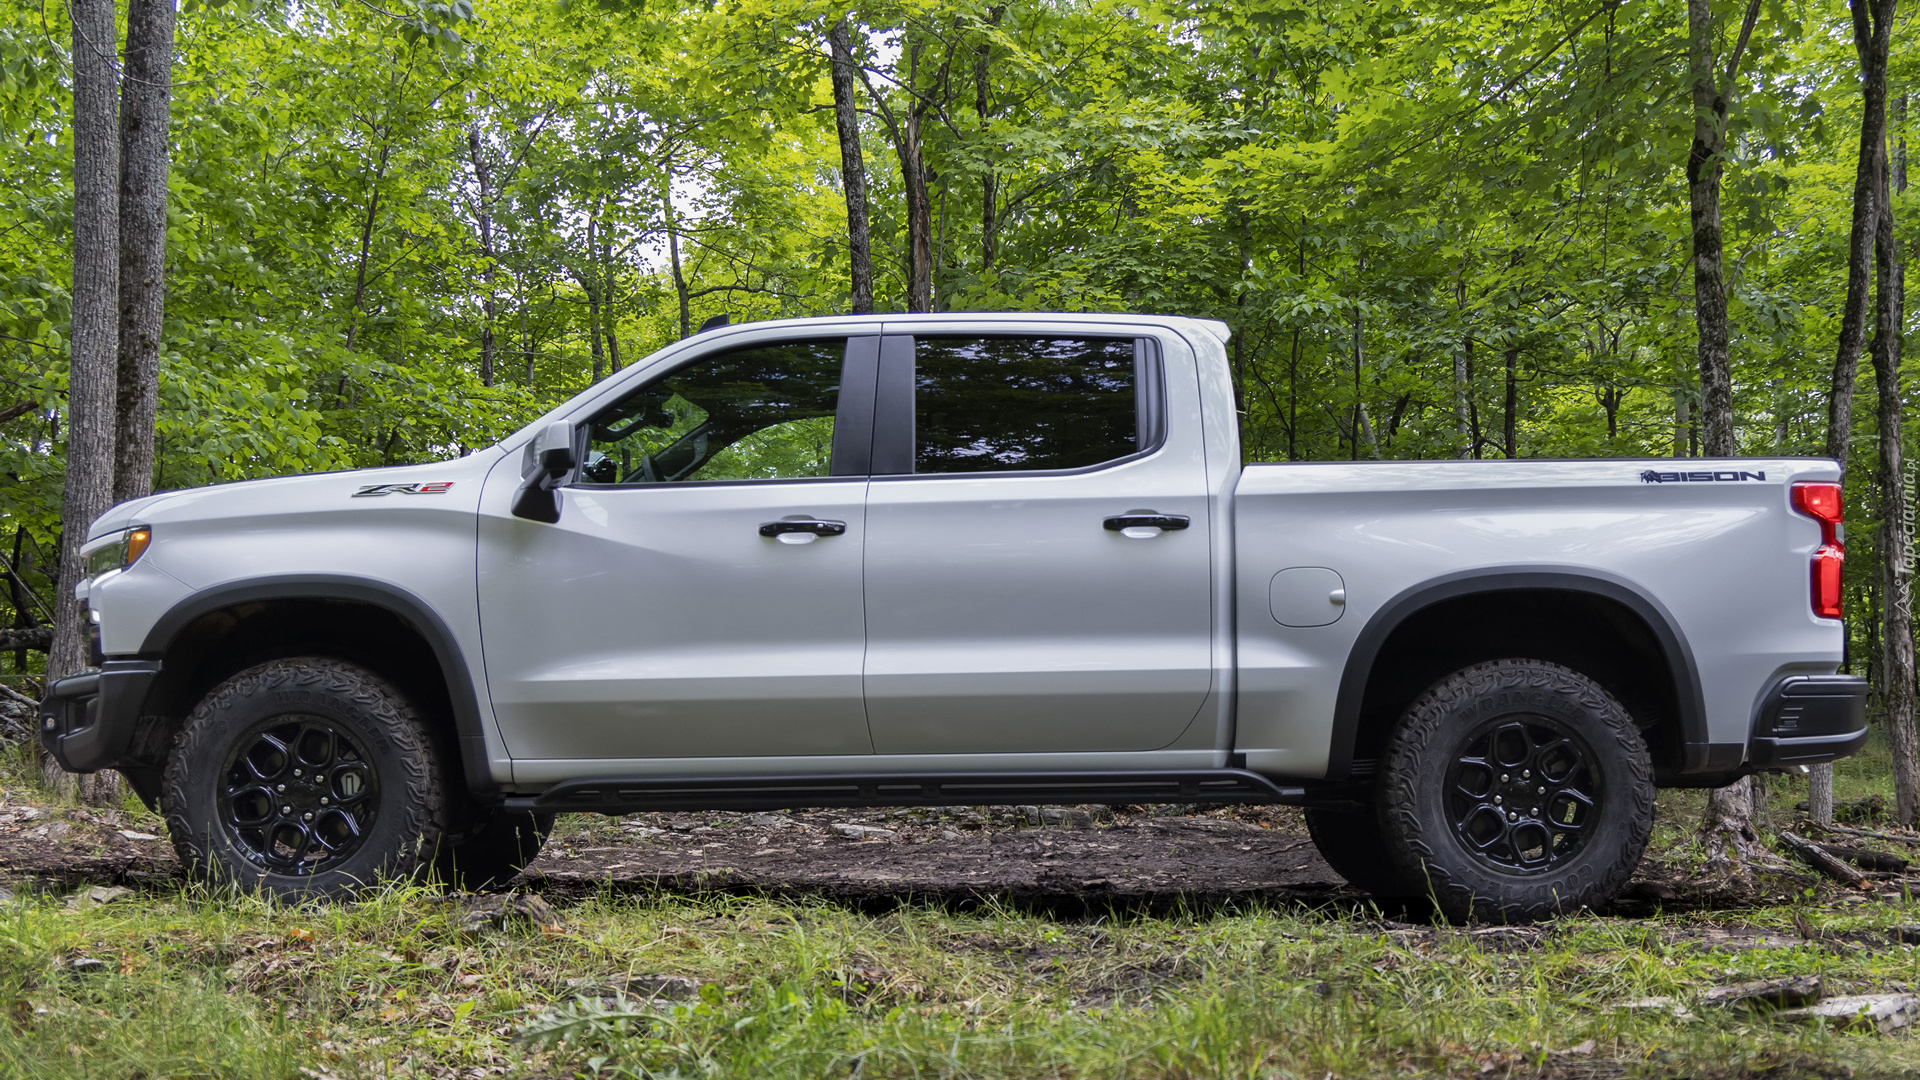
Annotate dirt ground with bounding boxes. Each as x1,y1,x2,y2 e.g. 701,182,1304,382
0,800,1345,907
4,795,1906,921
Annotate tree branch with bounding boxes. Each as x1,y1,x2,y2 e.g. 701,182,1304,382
1721,0,1765,92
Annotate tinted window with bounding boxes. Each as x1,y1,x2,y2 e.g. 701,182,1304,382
914,337,1138,473
579,339,844,485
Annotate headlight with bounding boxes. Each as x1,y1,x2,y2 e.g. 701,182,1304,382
85,526,151,579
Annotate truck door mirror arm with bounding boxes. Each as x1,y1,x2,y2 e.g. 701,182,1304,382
511,422,578,524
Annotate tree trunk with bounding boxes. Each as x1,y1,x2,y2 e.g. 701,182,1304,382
1351,304,1363,461
584,219,604,382
601,227,622,373
663,177,690,339
1690,0,1766,860
827,20,874,315
975,6,1004,275
857,24,951,315
1466,336,1482,458
1875,114,1917,825
1453,277,1471,458
901,40,933,314
1503,343,1519,458
113,0,173,506
521,303,534,386
343,140,391,352
53,0,124,802
57,0,121,682
1287,327,1300,462
468,128,496,388
1289,218,1303,462
1687,0,1737,460
1453,345,1471,459
1814,0,1899,827
1826,0,1896,482
11,527,32,673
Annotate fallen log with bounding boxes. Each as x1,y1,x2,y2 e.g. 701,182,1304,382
1704,975,1824,1010
1815,843,1910,873
1778,830,1872,890
1778,994,1920,1033
1809,821,1920,849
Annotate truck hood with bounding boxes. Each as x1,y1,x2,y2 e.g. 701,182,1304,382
96,451,504,539
89,491,182,540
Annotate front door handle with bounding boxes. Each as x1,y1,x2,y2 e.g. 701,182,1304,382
759,518,847,539
1103,513,1190,533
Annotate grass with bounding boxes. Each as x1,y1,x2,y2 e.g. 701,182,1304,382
5,877,1920,1079
5,729,1919,1078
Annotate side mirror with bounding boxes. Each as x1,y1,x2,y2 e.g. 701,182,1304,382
511,422,577,523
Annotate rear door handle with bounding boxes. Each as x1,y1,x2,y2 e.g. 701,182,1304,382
1103,513,1190,532
759,519,847,538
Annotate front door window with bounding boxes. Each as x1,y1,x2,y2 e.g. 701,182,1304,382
579,338,845,485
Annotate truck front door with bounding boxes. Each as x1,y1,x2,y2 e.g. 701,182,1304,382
477,334,876,763
861,329,1216,754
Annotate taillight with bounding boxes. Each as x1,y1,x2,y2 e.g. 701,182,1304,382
1791,481,1844,619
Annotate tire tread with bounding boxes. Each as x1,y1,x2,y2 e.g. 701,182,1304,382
1377,658,1654,923
161,657,446,898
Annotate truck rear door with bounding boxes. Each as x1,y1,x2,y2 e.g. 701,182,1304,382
861,327,1215,754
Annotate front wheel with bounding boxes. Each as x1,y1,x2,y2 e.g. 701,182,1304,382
162,658,448,899
1377,659,1653,923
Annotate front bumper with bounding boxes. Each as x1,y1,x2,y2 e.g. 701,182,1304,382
1748,674,1869,770
38,659,162,773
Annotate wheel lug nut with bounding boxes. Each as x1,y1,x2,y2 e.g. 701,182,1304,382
303,812,313,822
275,784,286,792
1531,807,1540,816
292,769,302,777
1507,811,1518,822
280,806,292,815
1522,770,1530,779
1500,774,1509,783
1493,796,1503,805
320,797,329,805
1537,785,1546,794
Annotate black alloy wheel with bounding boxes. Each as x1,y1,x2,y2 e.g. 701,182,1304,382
1377,659,1653,923
1442,716,1599,875
220,716,381,876
164,657,447,899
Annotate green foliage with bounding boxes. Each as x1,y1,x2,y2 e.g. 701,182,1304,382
0,0,1903,659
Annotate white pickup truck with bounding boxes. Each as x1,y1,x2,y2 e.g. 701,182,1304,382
42,313,1865,920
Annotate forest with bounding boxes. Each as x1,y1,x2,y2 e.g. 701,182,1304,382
0,0,1914,795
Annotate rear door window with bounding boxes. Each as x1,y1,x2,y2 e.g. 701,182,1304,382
911,336,1143,474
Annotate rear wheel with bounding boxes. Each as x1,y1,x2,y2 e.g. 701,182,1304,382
1377,659,1653,923
1304,807,1413,897
162,658,447,899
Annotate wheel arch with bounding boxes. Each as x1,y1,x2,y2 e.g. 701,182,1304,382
1328,568,1707,785
136,575,499,800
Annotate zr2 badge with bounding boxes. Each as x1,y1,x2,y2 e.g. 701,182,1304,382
353,482,454,497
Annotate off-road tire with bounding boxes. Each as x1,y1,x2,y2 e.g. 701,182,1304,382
162,658,448,899
1378,659,1653,924
1305,807,1414,897
435,809,554,891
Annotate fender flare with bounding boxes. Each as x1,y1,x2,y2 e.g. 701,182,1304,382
1326,567,1709,781
139,574,499,799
